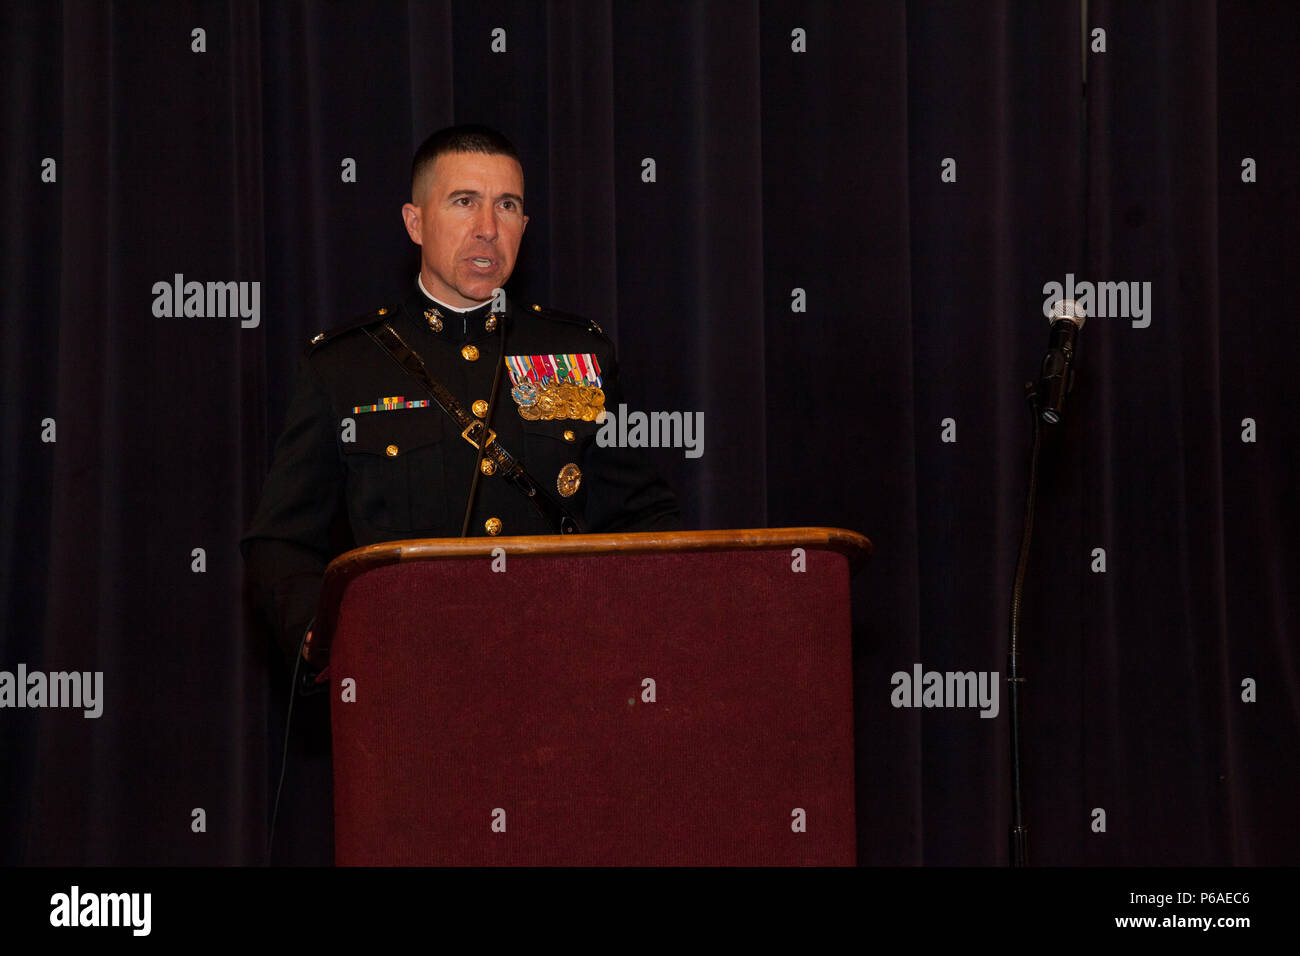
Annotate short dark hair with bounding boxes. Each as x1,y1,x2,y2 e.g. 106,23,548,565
410,124,521,202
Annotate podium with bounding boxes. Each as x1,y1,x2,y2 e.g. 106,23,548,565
314,527,871,865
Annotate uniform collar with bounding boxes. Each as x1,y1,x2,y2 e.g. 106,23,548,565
406,278,510,345
417,274,492,314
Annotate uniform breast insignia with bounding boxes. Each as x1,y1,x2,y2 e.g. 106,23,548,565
352,396,431,414
505,354,606,422
556,463,582,497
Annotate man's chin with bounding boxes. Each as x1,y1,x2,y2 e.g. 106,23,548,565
455,278,507,304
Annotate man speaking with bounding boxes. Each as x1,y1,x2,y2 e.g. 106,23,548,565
242,125,682,682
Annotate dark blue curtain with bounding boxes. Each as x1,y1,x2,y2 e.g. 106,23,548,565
2,0,1295,865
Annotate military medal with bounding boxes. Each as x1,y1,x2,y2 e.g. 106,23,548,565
511,380,538,408
556,463,582,497
537,391,558,419
505,353,605,422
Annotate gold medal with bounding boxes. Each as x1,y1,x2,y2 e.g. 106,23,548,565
518,402,541,421
556,463,582,497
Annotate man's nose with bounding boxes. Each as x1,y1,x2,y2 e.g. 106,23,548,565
473,205,499,241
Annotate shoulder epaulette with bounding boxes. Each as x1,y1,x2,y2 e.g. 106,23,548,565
304,304,399,355
522,302,610,341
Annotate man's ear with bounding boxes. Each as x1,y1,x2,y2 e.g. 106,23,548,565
401,203,423,245
521,214,529,234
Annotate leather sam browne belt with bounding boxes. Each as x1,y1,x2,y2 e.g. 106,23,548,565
366,322,581,534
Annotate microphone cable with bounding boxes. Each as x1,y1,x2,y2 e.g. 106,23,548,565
266,618,314,865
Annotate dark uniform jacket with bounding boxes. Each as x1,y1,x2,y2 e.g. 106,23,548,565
241,282,683,668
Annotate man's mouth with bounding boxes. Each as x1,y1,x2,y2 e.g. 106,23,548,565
468,256,495,270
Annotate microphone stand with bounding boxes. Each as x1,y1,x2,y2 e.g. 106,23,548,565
1007,380,1043,866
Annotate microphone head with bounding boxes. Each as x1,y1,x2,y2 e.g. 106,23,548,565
1048,298,1087,329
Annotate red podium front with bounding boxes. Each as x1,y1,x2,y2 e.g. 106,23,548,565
314,527,871,865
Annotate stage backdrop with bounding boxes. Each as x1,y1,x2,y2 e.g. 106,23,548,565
2,0,1295,865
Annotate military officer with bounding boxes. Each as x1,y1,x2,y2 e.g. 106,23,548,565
241,125,682,675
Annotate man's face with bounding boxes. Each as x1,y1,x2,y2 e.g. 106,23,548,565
401,151,529,308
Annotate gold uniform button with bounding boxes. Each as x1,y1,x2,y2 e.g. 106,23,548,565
377,307,389,315
462,344,480,362
563,429,576,442
310,332,325,344
385,444,399,457
485,314,498,331
472,399,489,418
480,458,496,475
557,463,582,497
484,517,502,535
532,303,542,311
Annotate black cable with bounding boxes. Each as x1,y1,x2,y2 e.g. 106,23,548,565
267,617,313,865
1079,0,1091,273
1007,383,1043,867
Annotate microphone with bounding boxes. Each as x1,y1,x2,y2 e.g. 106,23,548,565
1037,298,1087,424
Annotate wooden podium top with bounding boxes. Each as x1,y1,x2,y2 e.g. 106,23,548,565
326,525,869,575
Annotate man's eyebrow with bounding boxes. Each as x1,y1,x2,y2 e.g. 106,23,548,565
446,188,525,207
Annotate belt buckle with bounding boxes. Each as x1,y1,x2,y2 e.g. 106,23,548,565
461,422,497,450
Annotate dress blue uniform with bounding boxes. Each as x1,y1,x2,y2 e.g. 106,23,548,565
241,281,683,668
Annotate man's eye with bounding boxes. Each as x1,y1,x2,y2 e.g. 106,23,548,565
454,197,472,206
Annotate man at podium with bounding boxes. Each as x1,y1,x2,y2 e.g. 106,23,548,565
242,124,682,681
240,125,682,864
